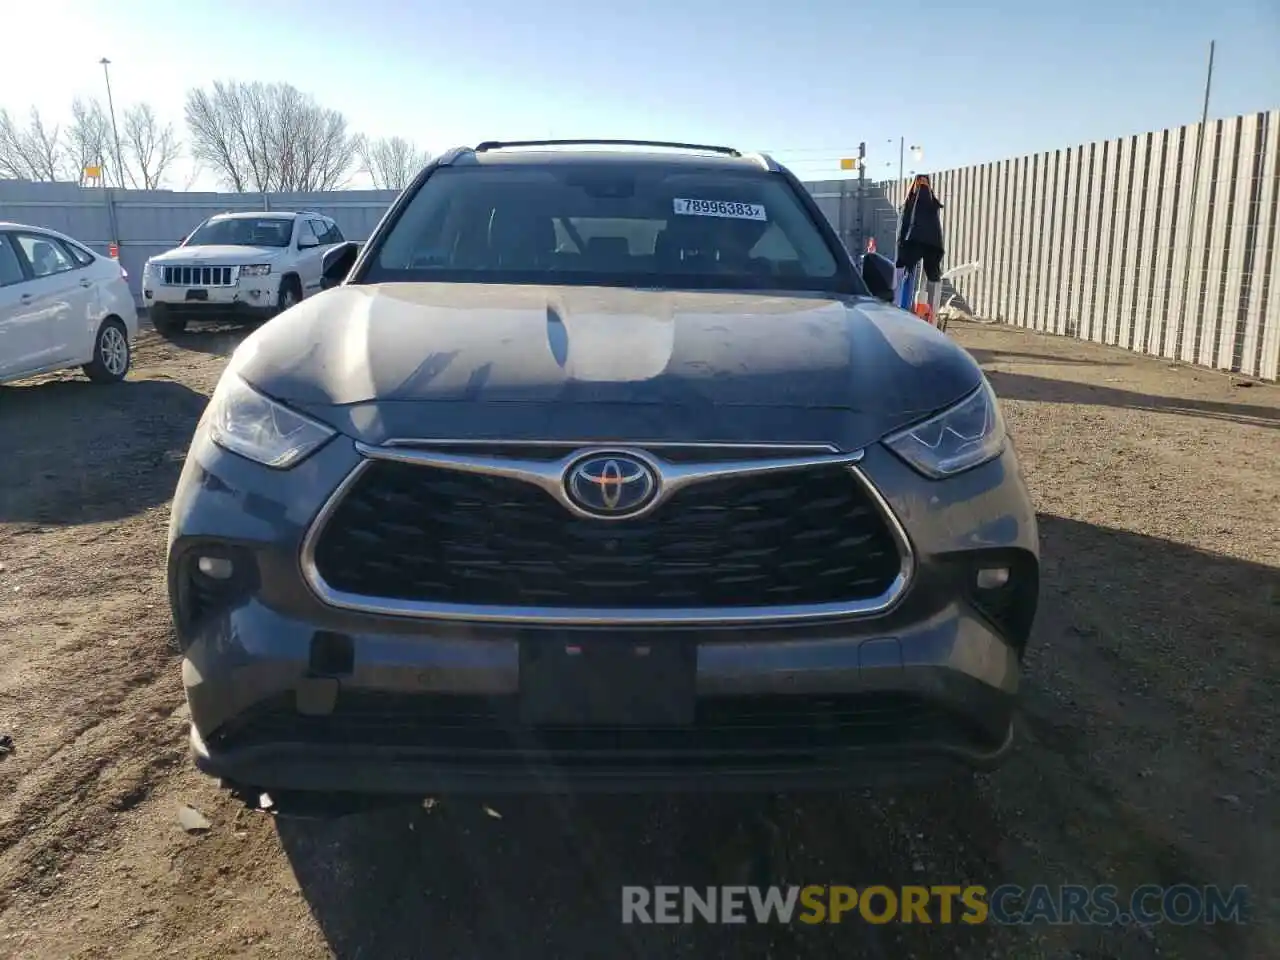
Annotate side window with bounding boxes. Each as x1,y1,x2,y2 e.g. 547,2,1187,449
327,220,345,243
298,220,321,246
62,240,96,267
0,235,27,287
313,219,339,244
14,233,77,278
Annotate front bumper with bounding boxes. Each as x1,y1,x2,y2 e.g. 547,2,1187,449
144,274,281,317
168,435,1039,794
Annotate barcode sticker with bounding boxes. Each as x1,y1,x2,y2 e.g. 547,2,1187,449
672,198,767,221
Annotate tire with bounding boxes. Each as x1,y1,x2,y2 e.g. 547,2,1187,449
276,276,302,316
82,318,132,384
150,305,187,337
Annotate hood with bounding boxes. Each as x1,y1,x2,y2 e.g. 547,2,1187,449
150,245,284,264
227,283,983,448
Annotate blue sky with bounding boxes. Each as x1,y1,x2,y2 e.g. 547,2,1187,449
2,0,1277,188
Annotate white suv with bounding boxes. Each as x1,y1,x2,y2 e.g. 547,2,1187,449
142,211,346,335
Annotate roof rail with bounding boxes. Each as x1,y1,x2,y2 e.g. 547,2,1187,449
744,151,780,172
436,146,472,167
472,139,742,157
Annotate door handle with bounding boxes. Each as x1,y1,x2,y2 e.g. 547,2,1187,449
80,278,93,287
19,293,32,303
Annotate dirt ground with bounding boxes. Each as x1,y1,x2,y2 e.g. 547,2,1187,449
1,317,1277,960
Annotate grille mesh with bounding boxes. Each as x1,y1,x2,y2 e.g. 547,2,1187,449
312,459,903,609
161,265,235,286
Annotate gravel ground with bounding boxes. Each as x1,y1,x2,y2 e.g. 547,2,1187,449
0,318,1277,960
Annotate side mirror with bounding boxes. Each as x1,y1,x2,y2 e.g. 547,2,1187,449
321,241,360,290
860,252,896,302
298,236,320,250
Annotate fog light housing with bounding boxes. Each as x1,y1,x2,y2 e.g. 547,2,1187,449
976,566,1010,589
197,555,234,580
962,550,1039,654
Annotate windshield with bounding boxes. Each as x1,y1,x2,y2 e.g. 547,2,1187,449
364,163,862,294
184,217,294,248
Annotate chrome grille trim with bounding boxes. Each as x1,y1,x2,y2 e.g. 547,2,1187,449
161,264,237,286
299,441,915,625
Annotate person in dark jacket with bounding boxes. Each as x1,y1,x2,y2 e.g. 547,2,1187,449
896,174,945,282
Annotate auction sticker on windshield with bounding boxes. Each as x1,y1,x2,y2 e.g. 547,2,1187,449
673,198,767,221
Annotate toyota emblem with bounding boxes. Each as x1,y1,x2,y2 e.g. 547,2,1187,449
565,454,659,517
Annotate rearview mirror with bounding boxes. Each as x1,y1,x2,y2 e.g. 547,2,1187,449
321,241,361,290
860,252,896,302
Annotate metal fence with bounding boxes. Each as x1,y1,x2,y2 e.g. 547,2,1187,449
2,110,1277,380
812,109,1280,380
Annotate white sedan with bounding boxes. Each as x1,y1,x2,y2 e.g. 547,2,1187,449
0,222,139,386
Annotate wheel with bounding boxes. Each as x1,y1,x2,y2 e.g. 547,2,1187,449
82,318,132,383
276,277,302,316
150,305,187,337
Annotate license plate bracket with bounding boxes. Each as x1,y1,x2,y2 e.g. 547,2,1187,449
519,635,696,726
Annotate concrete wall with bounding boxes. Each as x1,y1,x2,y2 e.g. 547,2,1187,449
2,110,1277,379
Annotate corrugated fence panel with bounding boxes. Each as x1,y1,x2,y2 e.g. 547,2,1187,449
1084,141,1108,342
1216,116,1253,371
995,159,1013,322
1140,129,1171,355
999,158,1017,324
1164,124,1199,361
1243,112,1279,378
1027,154,1045,330
1118,134,1147,351
1194,118,1230,367
1020,155,1034,324
1103,138,1126,344
1064,142,1085,337
1038,151,1058,332
1176,122,1212,363
993,160,1009,320
1257,112,1280,381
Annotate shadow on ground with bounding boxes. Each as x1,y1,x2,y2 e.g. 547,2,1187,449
967,349,1280,429
967,346,1128,368
148,322,258,359
276,784,1002,960
0,378,207,524
272,515,1273,960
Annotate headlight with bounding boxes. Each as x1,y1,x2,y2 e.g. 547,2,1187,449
883,379,1006,479
239,264,272,277
206,374,334,468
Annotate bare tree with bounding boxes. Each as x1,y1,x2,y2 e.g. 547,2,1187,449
0,107,66,181
121,103,180,188
184,80,359,192
358,135,431,190
66,98,112,184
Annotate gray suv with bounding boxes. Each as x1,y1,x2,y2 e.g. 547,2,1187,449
167,140,1039,806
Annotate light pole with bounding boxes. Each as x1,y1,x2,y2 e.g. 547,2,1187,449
897,139,923,185
99,58,127,189
890,139,923,260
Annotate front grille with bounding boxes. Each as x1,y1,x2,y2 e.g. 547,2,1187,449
209,692,984,757
161,264,235,286
311,459,903,609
